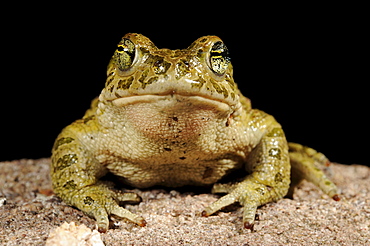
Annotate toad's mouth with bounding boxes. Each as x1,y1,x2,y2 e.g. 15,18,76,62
112,93,233,113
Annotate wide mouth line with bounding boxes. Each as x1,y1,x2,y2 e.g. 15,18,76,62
112,93,232,109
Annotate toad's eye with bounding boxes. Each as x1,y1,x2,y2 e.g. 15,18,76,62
115,38,136,71
209,41,231,75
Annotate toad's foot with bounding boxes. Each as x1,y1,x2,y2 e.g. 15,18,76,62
202,124,291,231
201,177,283,231
288,142,340,201
59,182,146,233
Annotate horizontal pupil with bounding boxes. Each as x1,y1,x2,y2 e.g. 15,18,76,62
211,44,229,61
211,50,230,62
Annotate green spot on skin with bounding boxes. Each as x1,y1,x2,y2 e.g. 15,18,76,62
192,76,206,89
117,76,134,90
175,60,190,80
84,196,94,205
209,79,229,98
210,79,224,94
199,38,208,43
197,49,204,58
83,115,95,124
141,76,158,89
275,172,283,183
153,59,171,74
255,187,265,195
56,154,78,171
269,148,281,159
105,76,114,87
108,84,114,93
138,69,149,83
225,74,236,90
267,128,284,137
63,180,77,189
230,92,236,100
53,137,75,151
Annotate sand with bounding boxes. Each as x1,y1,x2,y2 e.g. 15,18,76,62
0,158,369,245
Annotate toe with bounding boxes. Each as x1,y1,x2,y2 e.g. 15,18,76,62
332,194,340,201
211,183,238,194
94,209,109,233
111,205,146,227
115,191,142,203
202,193,237,216
244,221,254,231
242,203,257,230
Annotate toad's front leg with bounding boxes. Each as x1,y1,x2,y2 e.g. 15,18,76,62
202,125,290,230
51,127,146,232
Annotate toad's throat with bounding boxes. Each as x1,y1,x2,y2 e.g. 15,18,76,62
113,94,232,141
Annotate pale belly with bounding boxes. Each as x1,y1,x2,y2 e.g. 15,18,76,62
105,154,246,188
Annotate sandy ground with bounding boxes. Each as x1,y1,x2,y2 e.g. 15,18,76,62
0,158,369,245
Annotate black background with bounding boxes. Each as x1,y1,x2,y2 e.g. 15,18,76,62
2,6,368,166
